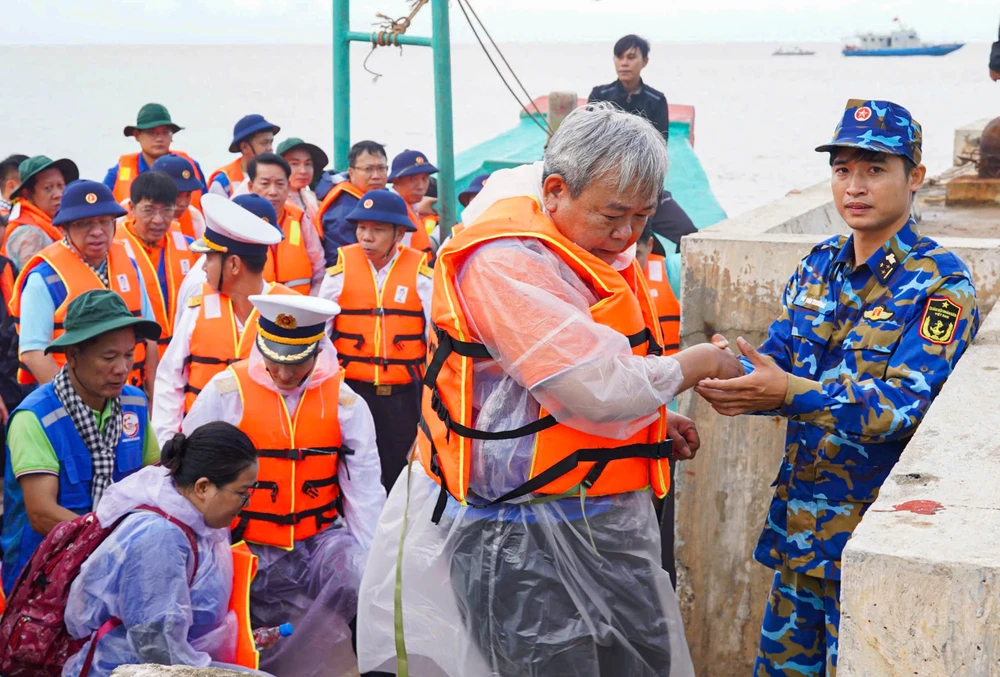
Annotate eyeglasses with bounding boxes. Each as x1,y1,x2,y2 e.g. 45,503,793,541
136,204,177,220
352,164,388,175
225,483,257,508
142,128,174,139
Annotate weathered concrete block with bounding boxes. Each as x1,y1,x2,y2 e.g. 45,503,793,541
839,310,1000,676
111,666,244,677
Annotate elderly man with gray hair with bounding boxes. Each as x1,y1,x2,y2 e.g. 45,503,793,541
356,103,739,677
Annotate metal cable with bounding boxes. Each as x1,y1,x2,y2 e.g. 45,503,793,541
454,0,553,138
461,0,552,133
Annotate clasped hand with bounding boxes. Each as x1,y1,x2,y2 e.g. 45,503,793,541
696,336,788,416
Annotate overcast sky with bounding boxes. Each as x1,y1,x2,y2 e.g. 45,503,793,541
6,0,997,44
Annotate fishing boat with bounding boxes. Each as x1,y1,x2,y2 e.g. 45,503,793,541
331,0,728,285
843,18,963,57
773,46,815,56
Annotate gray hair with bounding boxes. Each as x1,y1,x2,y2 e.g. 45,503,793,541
542,101,668,199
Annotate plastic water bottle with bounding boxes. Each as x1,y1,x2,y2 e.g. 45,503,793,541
253,623,294,650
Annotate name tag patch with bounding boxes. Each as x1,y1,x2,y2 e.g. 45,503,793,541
180,259,191,275
394,285,409,304
116,274,130,293
171,231,188,251
203,293,222,319
648,263,663,282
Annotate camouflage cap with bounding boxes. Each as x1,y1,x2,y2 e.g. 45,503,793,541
816,99,922,166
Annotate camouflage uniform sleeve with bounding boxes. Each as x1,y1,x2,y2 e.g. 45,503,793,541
740,266,799,375
781,275,979,443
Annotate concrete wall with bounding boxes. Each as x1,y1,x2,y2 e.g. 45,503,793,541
838,307,1000,676
675,180,1000,677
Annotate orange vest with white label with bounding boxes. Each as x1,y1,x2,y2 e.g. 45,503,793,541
112,152,204,210
9,241,146,386
183,282,295,412
229,360,343,549
263,202,312,295
331,244,429,385
115,218,197,358
644,254,680,355
0,200,62,259
419,196,671,516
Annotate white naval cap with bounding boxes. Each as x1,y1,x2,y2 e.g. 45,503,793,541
190,193,283,256
250,293,340,364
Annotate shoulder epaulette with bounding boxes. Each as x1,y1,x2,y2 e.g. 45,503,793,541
215,374,239,394
187,295,202,308
326,262,344,277
418,264,434,279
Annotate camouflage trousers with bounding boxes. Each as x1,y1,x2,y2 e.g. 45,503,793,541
754,567,840,677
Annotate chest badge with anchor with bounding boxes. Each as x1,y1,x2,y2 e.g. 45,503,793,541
919,297,962,345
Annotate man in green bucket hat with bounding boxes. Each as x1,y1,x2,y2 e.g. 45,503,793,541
0,289,162,593
103,102,206,209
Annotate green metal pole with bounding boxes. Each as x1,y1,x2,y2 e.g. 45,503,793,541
430,0,456,237
333,0,351,170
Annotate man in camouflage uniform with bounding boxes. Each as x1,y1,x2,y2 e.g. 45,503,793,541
696,99,980,676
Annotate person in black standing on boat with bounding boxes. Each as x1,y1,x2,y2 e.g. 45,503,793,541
589,34,697,252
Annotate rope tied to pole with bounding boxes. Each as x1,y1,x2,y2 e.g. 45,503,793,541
364,0,431,81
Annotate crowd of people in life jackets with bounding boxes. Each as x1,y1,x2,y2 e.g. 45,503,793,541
0,28,982,677
0,81,685,675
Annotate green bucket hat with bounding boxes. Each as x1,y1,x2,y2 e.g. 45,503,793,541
123,103,184,137
10,155,80,200
46,290,161,354
277,137,329,174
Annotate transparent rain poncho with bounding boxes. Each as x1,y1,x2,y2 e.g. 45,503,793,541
356,163,694,677
62,466,239,677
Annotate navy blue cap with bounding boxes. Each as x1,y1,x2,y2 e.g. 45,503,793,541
151,155,205,192
232,194,279,229
816,99,923,166
53,180,127,226
459,174,490,204
388,150,438,181
346,189,415,231
229,114,281,153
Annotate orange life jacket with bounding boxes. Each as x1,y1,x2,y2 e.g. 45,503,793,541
644,253,680,355
419,196,671,518
228,360,344,549
182,282,295,412
9,241,146,386
263,202,312,295
404,204,435,264
176,205,205,240
0,258,14,307
0,200,62,259
314,181,363,234
112,152,204,210
115,218,197,359
331,244,429,385
208,158,246,198
229,541,260,670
